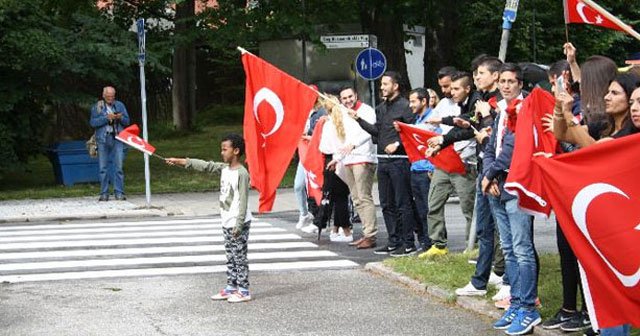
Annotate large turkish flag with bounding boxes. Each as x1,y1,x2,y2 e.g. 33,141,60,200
564,0,627,32
526,134,640,329
241,52,318,212
396,122,466,174
504,88,558,217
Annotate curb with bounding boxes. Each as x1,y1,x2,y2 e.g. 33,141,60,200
365,262,561,336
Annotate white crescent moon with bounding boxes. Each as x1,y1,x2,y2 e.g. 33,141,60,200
576,2,592,24
127,135,145,150
412,134,425,144
253,88,284,137
572,183,640,287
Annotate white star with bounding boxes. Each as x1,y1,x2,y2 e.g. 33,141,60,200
596,15,604,24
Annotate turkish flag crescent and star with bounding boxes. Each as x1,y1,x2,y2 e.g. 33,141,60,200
241,52,318,212
300,118,326,206
504,88,558,217
115,124,156,155
512,133,640,329
396,122,466,174
563,0,627,32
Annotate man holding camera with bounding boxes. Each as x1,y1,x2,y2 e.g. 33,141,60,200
89,86,130,201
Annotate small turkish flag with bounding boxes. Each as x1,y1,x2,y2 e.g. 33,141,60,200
116,124,156,155
396,122,466,175
300,118,326,206
504,88,558,217
524,133,640,330
242,52,318,212
564,0,627,32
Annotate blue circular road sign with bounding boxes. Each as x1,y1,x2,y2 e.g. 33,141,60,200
355,48,387,80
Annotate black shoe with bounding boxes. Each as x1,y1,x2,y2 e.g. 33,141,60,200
541,309,577,329
561,310,591,332
373,245,397,255
98,194,109,201
390,246,417,258
115,194,127,201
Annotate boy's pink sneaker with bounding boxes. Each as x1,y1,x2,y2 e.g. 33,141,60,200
227,290,252,303
210,288,237,300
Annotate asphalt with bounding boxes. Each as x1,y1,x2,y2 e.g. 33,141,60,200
0,186,565,336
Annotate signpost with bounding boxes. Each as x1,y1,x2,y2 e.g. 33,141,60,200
498,0,520,61
137,18,152,206
355,47,387,110
321,34,374,49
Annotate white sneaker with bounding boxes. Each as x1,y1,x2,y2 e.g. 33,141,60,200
331,233,354,243
488,272,503,287
296,213,312,229
329,231,340,241
492,285,511,301
455,282,487,296
300,224,318,233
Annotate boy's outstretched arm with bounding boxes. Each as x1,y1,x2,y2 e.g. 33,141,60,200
165,158,187,166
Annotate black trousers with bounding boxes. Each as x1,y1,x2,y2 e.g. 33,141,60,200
313,155,350,229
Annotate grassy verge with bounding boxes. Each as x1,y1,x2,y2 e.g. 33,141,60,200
0,105,297,200
384,253,639,335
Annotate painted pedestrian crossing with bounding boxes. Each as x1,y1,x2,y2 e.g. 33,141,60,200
0,218,358,283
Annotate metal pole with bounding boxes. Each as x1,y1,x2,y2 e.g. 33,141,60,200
140,64,151,207
498,0,519,62
498,28,511,62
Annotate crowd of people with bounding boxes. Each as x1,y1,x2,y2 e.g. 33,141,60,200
292,43,639,336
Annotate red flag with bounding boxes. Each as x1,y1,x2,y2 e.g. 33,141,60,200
241,52,318,212
564,0,627,32
504,88,558,217
116,124,156,155
300,118,326,206
526,134,640,330
396,122,466,174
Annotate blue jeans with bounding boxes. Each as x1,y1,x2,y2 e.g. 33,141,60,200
600,325,630,336
493,198,537,309
98,134,125,196
294,162,308,216
410,171,431,249
377,159,416,248
471,175,498,290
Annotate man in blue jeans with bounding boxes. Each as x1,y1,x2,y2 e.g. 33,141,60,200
482,63,540,335
89,86,130,201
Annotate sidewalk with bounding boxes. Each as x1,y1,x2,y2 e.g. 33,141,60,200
4,185,438,223
0,188,301,223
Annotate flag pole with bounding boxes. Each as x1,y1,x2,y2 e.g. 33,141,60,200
582,0,640,41
565,24,570,43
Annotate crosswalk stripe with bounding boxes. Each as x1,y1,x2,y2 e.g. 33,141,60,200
0,242,319,260
0,222,272,237
0,233,303,250
0,218,226,231
0,260,359,283
0,227,286,243
0,250,339,271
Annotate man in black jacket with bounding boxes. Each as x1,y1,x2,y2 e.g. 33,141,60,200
354,71,417,256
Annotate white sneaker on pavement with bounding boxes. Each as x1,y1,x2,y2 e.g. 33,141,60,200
455,282,487,296
300,224,318,233
332,233,354,243
492,285,511,301
296,213,313,229
488,272,503,288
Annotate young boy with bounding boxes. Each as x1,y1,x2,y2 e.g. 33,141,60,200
165,133,253,303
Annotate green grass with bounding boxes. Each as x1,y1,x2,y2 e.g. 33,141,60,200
0,105,297,200
384,253,639,335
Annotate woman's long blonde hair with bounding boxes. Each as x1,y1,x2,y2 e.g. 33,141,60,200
322,95,346,141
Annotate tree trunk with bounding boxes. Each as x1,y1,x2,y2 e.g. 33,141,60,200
172,0,197,131
423,0,460,94
360,2,411,95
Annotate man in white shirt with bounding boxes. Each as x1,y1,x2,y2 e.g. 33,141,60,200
338,86,378,249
